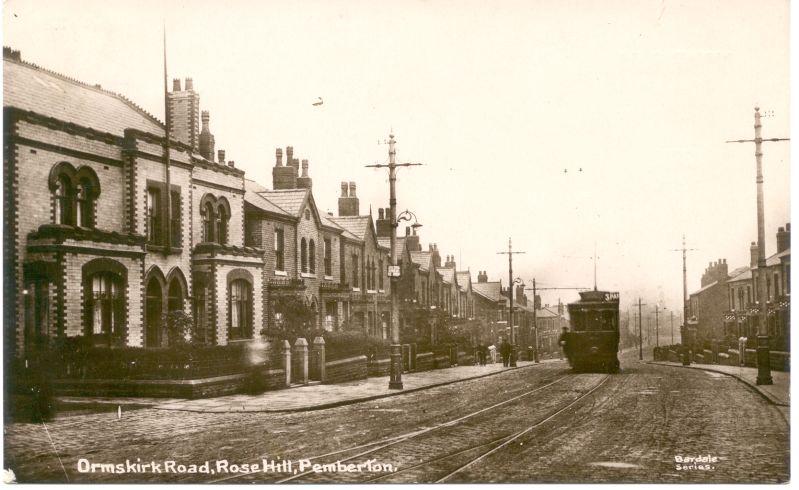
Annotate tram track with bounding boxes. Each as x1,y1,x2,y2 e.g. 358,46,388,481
213,372,610,484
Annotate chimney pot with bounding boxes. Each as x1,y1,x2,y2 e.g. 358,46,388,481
301,159,309,177
172,78,181,91
286,146,294,161
218,149,226,164
276,148,283,166
378,208,385,220
340,182,348,197
349,182,357,197
228,160,235,168
201,110,210,125
185,77,193,90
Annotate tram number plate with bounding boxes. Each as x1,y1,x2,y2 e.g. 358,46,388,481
604,292,619,301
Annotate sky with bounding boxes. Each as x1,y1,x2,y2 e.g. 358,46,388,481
3,0,791,319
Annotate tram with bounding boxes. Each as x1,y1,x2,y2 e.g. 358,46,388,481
564,289,620,373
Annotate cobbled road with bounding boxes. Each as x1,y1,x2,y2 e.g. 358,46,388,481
4,352,789,483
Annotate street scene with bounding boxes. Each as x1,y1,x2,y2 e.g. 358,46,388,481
2,0,791,485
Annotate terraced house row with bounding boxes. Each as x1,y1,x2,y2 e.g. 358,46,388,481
6,47,566,365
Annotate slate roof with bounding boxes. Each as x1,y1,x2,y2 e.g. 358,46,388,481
439,267,456,285
456,271,472,291
410,251,432,271
328,216,371,242
244,179,291,216
727,266,752,284
377,236,407,262
690,280,719,296
319,213,343,231
472,281,505,302
257,189,309,217
4,55,163,136
535,307,559,318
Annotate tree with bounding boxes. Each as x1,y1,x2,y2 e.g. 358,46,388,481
268,295,320,342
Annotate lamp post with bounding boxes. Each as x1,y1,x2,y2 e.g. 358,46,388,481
366,133,422,390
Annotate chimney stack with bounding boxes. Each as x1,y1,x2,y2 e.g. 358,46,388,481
376,207,391,237
228,160,235,168
750,242,758,269
296,159,312,189
477,271,488,283
444,255,456,269
3,47,21,61
273,146,297,189
167,76,199,150
198,110,215,161
217,149,225,164
777,223,790,253
338,181,360,216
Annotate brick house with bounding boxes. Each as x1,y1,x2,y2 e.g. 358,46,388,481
723,224,791,350
4,49,264,359
471,272,509,345
328,184,392,338
688,259,730,344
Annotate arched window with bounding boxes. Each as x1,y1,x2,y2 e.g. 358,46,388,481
76,179,96,228
379,259,384,289
309,239,316,274
215,204,228,245
229,279,252,340
167,277,184,313
202,201,215,242
301,238,308,273
54,175,71,225
145,275,163,348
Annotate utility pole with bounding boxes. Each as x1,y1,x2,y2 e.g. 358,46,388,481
655,306,659,348
366,133,422,390
727,107,788,386
497,238,525,367
637,298,646,360
670,310,674,344
671,235,697,365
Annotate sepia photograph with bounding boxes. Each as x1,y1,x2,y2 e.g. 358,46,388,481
1,0,791,484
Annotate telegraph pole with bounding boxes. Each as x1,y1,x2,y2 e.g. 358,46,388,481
670,310,674,344
497,238,525,367
637,298,646,360
726,107,788,386
366,133,422,390
655,306,659,348
671,235,697,365
531,278,538,363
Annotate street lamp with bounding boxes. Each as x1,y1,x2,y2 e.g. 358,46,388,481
366,133,423,390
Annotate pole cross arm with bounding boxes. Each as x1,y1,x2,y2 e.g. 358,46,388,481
726,138,789,143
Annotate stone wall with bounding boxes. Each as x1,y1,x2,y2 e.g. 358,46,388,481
367,358,390,377
325,355,367,384
416,352,434,372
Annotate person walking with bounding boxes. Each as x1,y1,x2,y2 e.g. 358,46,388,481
500,337,511,367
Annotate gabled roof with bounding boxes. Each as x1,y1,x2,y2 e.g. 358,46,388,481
439,267,456,285
535,307,559,318
4,54,163,136
328,216,372,242
244,179,292,216
410,251,432,271
257,188,309,218
727,266,752,284
472,281,506,303
767,248,790,266
377,236,407,262
456,271,472,291
690,280,719,296
319,213,343,231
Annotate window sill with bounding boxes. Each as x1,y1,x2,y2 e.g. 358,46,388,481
352,287,361,292
324,275,334,281
301,272,317,278
378,289,385,293
146,244,183,254
274,270,288,277
367,290,377,294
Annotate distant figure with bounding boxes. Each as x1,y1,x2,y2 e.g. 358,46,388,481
488,344,497,364
500,338,511,367
559,327,572,363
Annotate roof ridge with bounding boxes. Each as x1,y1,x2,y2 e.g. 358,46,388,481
4,50,165,127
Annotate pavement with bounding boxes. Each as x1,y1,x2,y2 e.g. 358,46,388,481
650,361,789,407
55,359,553,414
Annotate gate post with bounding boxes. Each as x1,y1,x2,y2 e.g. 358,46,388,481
313,336,326,383
293,338,309,385
282,340,291,387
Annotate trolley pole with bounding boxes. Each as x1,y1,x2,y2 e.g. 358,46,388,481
497,238,525,367
366,133,423,390
726,107,788,386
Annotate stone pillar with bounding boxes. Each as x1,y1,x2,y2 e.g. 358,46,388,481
313,336,326,382
282,340,291,387
293,338,309,385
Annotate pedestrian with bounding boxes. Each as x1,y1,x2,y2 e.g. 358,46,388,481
500,337,511,367
558,327,571,363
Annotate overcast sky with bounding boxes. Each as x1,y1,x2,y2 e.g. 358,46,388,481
3,0,791,318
